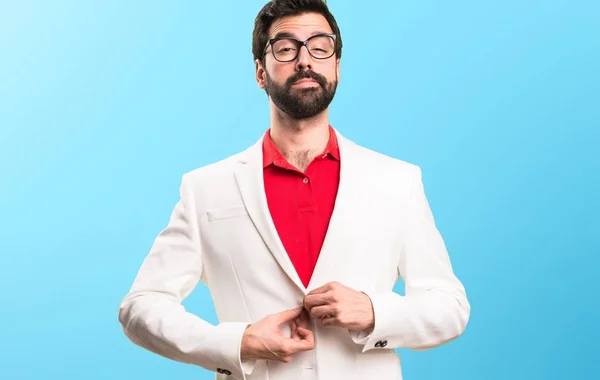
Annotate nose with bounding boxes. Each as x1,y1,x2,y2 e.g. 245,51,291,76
295,45,313,71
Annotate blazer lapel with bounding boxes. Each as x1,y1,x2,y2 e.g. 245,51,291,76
307,131,364,291
233,138,307,293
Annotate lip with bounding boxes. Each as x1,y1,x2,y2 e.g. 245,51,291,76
293,79,319,87
293,79,319,88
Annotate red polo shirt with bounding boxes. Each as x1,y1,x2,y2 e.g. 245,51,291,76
262,127,341,288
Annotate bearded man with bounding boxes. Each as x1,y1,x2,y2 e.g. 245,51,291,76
118,1,471,379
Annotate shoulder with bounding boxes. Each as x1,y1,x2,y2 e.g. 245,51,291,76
176,144,254,194
185,152,244,181
342,135,423,183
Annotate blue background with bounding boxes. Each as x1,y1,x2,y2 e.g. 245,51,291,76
1,0,598,379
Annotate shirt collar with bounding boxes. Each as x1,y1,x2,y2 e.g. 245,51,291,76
262,125,340,168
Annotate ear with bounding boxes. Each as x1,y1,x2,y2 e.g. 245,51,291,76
255,59,266,89
336,58,341,81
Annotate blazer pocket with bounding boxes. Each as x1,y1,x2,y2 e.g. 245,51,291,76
206,206,248,221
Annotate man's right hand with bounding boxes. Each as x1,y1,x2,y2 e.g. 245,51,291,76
241,306,314,363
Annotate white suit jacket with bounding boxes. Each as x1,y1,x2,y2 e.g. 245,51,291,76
118,129,470,380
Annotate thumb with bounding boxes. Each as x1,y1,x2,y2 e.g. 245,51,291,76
286,328,314,351
272,306,304,324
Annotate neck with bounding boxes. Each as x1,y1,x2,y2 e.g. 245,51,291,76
268,106,331,172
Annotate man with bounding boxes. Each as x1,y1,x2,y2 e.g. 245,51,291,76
118,0,470,379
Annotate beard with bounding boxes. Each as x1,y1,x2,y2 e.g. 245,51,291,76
264,69,337,119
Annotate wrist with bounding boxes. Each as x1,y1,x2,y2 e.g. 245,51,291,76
361,291,375,330
240,325,254,361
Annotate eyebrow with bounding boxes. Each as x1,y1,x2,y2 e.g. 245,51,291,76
270,31,331,40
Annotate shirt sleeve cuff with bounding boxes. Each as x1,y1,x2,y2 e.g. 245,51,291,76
241,358,257,375
349,327,374,345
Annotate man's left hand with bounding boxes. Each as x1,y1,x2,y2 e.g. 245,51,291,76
303,282,375,332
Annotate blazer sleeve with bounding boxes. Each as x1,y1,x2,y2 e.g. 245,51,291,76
118,174,255,379
350,165,471,352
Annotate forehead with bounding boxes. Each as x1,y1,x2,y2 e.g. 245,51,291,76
268,12,333,40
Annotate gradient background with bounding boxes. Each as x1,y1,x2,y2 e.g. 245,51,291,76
1,0,598,379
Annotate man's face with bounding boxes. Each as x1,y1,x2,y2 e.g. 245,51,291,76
256,12,340,119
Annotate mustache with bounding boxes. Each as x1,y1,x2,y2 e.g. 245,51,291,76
286,70,327,88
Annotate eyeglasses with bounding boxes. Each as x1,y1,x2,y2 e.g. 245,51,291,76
264,34,337,62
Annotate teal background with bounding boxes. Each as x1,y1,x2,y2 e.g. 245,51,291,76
1,0,598,379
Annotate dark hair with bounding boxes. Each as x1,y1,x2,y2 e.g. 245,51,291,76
252,0,343,64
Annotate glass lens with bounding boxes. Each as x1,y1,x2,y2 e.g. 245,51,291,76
272,36,335,61
272,39,299,61
307,36,334,58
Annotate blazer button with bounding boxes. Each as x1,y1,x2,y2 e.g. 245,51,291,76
216,368,231,375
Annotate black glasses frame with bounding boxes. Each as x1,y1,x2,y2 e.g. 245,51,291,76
264,33,337,62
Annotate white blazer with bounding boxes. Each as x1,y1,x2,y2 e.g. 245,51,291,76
118,129,470,380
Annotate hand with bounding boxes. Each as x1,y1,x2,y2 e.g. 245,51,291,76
304,282,375,332
241,307,314,363
290,307,311,342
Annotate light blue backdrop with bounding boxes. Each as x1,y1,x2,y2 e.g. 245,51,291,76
1,1,598,379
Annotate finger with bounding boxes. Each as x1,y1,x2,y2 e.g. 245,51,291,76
273,306,304,324
283,326,315,350
306,283,333,295
320,316,337,327
286,335,314,352
277,355,294,363
304,293,331,311
300,307,310,320
290,320,300,341
296,310,310,329
310,305,336,319
296,327,315,346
